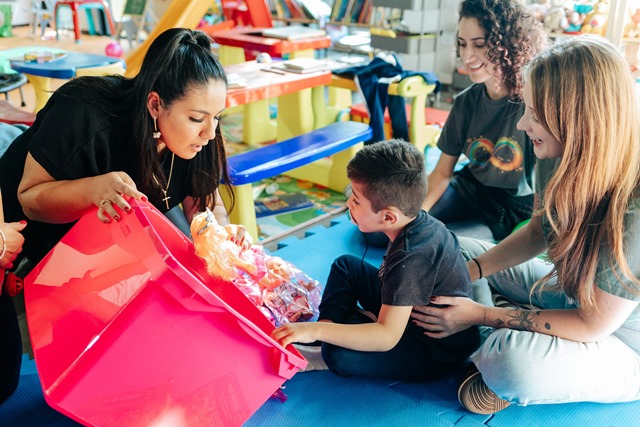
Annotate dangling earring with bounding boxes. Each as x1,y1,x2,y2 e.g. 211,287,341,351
152,116,161,139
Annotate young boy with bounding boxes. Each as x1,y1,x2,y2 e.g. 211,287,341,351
272,140,480,381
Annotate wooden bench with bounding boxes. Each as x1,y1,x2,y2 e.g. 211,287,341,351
221,121,372,241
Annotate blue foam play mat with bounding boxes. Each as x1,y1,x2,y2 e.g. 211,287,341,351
2,214,640,426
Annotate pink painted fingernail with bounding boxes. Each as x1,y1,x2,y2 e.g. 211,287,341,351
141,196,148,202
114,215,120,222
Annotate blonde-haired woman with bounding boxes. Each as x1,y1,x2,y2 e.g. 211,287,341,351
412,36,640,414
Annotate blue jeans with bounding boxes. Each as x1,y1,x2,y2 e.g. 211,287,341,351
459,237,640,406
429,185,494,240
318,254,479,381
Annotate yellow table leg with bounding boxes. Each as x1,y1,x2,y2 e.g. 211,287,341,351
289,49,315,59
27,74,52,113
243,99,277,146
218,45,246,65
220,183,259,242
312,85,353,129
276,87,313,141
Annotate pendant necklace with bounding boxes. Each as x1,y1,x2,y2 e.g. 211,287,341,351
153,152,175,210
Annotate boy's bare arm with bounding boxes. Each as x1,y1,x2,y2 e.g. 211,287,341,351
271,305,413,351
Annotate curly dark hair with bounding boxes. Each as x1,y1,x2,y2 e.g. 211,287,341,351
458,0,548,99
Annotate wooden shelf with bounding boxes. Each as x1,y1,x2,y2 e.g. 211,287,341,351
272,17,316,24
328,21,371,28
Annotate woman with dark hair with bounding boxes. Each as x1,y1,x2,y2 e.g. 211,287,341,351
422,0,547,240
0,28,242,268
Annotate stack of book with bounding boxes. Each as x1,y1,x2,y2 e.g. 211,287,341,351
272,58,329,74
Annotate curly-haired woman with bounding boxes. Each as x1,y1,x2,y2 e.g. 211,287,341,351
414,36,640,414
423,0,548,240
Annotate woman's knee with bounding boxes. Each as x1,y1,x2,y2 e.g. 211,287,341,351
458,236,495,260
472,329,549,402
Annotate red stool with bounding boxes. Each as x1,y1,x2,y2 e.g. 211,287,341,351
349,103,449,140
0,100,36,126
55,0,116,43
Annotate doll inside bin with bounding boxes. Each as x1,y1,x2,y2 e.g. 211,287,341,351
190,209,322,326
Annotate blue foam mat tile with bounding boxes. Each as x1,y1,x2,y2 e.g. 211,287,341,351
486,400,640,427
273,213,386,285
245,371,457,427
0,356,81,426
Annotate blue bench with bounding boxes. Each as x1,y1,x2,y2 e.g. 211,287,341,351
222,121,372,240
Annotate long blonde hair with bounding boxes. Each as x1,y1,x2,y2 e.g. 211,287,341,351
528,36,640,310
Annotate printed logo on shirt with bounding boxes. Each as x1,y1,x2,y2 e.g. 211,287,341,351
465,136,524,172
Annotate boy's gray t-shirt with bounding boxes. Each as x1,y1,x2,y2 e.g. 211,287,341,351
438,83,535,197
380,210,473,305
536,159,640,320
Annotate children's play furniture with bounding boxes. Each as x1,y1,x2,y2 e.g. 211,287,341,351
211,27,332,65
348,103,449,147
312,75,442,153
224,60,333,145
9,51,125,112
0,73,28,107
222,121,372,241
54,0,116,43
0,100,36,126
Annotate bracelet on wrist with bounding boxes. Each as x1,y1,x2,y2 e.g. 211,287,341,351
0,229,6,262
471,257,483,279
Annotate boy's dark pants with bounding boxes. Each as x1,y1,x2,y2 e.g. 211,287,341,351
318,254,480,382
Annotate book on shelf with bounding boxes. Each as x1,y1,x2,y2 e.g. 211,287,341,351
255,193,315,217
261,25,327,40
330,0,372,24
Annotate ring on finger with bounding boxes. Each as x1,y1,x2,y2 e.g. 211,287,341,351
100,199,112,206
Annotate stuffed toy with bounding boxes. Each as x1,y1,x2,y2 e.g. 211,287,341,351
625,8,640,38
565,9,586,33
581,0,609,36
191,209,322,325
544,0,569,34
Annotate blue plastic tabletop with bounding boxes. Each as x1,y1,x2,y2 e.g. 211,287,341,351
10,53,125,79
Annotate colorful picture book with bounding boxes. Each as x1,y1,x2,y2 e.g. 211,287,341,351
255,193,315,217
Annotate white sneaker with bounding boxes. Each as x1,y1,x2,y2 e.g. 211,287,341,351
294,344,329,372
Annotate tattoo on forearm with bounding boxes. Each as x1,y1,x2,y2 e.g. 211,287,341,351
489,309,551,332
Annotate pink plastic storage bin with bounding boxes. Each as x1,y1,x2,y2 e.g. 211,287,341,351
24,199,306,427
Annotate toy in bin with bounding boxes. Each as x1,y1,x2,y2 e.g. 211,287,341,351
24,199,306,427
191,208,322,326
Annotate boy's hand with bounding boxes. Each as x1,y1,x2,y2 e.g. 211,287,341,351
272,323,317,347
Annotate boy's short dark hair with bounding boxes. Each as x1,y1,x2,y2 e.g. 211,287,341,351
347,139,427,217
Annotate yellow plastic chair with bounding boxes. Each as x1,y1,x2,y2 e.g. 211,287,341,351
75,61,126,77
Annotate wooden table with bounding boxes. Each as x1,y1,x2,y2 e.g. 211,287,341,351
224,60,332,144
10,51,125,112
